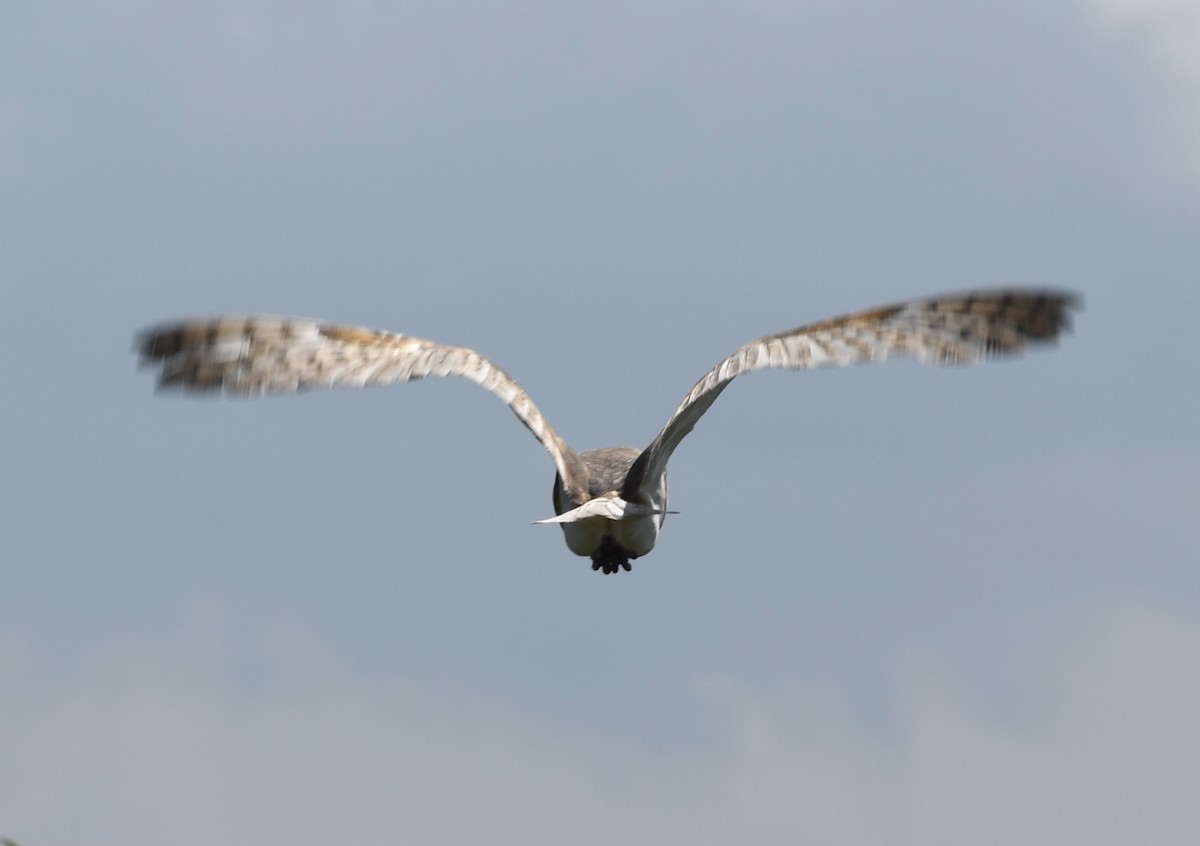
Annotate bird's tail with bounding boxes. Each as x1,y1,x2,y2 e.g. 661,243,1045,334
533,496,673,524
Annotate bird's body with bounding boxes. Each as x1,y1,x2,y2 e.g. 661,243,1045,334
137,289,1077,573
548,447,667,573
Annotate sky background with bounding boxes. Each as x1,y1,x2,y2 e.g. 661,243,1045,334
2,1,1199,843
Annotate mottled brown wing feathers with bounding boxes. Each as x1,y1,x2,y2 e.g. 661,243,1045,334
623,290,1078,501
137,316,589,498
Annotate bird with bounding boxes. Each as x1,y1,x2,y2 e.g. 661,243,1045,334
137,289,1077,573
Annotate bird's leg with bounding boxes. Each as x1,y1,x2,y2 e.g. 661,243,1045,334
591,559,632,574
590,538,635,574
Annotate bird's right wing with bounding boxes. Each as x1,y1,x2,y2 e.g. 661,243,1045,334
137,315,590,499
622,289,1079,501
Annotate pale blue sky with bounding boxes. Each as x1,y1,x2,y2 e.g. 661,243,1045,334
2,1,1198,843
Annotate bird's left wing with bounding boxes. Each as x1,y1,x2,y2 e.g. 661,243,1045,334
622,289,1079,502
136,316,589,496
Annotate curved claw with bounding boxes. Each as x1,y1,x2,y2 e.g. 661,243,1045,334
588,536,636,574
590,559,633,574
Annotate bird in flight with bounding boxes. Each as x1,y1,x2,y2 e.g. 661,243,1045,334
137,289,1076,573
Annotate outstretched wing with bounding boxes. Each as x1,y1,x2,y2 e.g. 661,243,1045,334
622,289,1078,501
137,316,589,497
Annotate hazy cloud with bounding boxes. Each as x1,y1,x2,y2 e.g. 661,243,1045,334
3,597,1197,845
